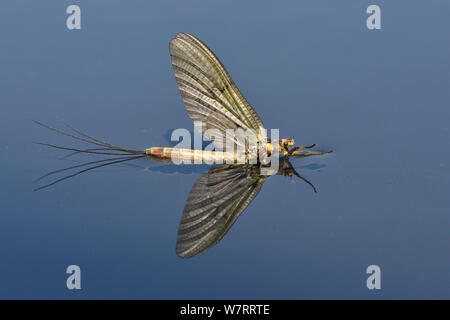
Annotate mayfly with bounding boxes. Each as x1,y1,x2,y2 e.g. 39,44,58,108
33,32,332,190
34,33,333,257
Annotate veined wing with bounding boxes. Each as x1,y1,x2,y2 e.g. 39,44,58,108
169,32,265,148
176,164,266,258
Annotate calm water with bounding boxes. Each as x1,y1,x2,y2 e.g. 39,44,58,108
1,1,449,299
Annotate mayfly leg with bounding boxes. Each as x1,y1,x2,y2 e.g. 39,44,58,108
291,169,318,193
290,150,333,157
289,144,317,152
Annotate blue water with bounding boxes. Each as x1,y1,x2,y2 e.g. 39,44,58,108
1,1,449,299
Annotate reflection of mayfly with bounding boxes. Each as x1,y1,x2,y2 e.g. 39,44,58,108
34,33,333,258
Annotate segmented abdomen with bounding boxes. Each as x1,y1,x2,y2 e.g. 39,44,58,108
146,147,247,163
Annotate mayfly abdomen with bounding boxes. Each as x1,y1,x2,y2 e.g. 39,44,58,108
145,147,246,164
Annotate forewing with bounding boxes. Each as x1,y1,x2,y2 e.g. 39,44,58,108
169,33,265,148
176,164,265,258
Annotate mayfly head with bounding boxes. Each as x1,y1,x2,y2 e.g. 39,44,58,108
279,138,295,156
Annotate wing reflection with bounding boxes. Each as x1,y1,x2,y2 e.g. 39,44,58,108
176,157,315,258
177,164,265,258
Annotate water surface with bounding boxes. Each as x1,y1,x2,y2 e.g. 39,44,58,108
1,1,449,298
